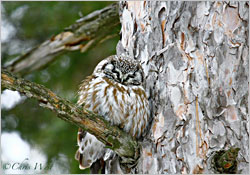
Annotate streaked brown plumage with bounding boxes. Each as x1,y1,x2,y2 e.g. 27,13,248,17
75,55,149,170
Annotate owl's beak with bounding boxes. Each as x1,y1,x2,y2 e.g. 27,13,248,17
120,75,126,84
121,78,124,83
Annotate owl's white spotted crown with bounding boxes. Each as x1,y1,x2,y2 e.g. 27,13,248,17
95,55,144,86
110,57,139,74
75,55,149,169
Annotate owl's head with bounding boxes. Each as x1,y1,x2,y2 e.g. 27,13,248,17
94,55,144,86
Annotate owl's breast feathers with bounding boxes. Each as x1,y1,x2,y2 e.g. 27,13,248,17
78,75,149,138
75,56,149,170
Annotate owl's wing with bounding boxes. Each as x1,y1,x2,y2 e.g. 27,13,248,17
75,128,106,169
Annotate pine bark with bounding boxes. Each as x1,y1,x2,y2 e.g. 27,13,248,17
114,1,249,174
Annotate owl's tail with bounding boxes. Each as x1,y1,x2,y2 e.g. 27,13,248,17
75,128,105,169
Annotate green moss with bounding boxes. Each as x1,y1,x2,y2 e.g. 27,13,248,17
107,135,121,150
211,147,240,174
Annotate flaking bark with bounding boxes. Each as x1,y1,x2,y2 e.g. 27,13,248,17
2,1,249,174
114,1,249,174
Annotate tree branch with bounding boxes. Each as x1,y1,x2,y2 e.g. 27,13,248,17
1,69,139,164
4,3,120,75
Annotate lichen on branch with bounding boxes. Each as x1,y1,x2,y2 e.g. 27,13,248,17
1,69,139,164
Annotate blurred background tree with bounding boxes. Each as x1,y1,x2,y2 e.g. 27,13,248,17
1,1,120,174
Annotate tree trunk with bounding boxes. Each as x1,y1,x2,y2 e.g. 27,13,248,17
111,1,249,174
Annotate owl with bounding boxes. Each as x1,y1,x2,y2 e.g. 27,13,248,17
75,55,149,170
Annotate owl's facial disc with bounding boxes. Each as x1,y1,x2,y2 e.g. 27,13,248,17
102,58,143,86
102,62,120,81
123,71,142,85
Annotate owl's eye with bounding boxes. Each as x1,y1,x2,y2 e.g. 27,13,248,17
102,63,113,71
123,71,142,86
102,63,122,82
125,74,135,81
112,68,121,81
